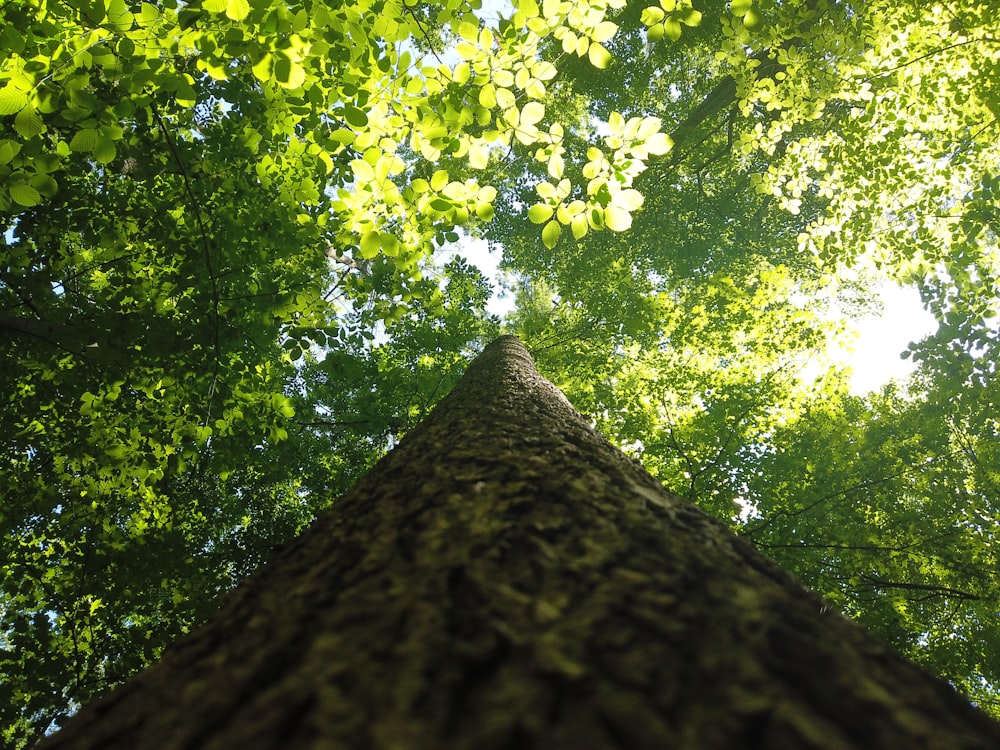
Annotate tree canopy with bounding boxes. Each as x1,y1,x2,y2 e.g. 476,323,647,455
1,0,998,745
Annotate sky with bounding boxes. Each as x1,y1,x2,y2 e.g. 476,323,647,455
453,239,938,396
828,282,937,394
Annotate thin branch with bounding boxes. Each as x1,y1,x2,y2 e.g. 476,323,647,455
858,575,981,602
152,103,223,425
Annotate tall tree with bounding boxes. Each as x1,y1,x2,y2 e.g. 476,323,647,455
39,336,1000,749
4,0,1000,741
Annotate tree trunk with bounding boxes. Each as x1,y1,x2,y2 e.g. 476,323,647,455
40,336,1000,749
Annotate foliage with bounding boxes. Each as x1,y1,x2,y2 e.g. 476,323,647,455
1,0,999,743
738,381,1000,713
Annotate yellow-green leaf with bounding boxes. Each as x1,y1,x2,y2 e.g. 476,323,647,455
469,142,490,169
743,8,763,30
476,202,495,221
680,8,702,26
645,132,673,154
479,84,497,109
591,21,618,43
532,61,558,81
541,219,561,248
226,0,250,21
274,55,306,89
360,231,380,259
520,101,545,126
641,6,665,24
105,0,133,30
616,188,644,211
0,140,21,165
588,42,612,69
351,159,375,182
251,53,273,83
605,205,632,231
431,169,450,191
526,79,546,99
528,203,554,224
458,21,479,42
516,0,540,17
453,62,471,85
0,84,28,115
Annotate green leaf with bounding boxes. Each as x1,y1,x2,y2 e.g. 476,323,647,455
381,233,399,256
0,139,20,165
344,106,368,128
69,129,100,153
94,137,117,164
14,106,44,138
9,183,41,207
731,0,752,14
330,129,356,146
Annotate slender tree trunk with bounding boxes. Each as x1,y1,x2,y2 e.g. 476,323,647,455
41,336,1000,749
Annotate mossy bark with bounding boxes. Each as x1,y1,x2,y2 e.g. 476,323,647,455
41,336,1000,749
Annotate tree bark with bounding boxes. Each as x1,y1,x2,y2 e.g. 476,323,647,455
40,336,1000,749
